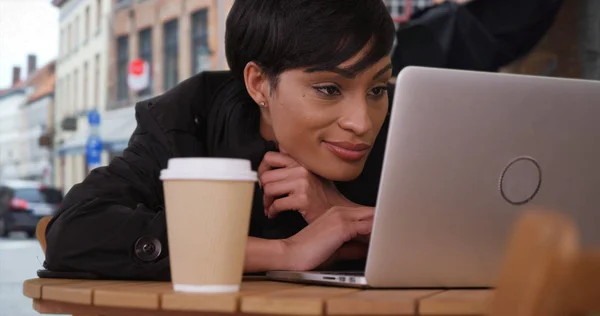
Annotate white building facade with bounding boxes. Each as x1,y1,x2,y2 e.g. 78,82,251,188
0,89,28,181
19,91,54,184
0,59,56,185
52,0,112,193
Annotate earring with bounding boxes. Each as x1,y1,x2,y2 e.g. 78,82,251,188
259,101,266,108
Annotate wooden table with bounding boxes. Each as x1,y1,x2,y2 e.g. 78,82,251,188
23,277,493,316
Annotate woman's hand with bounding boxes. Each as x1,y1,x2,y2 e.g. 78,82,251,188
279,206,374,271
258,151,354,223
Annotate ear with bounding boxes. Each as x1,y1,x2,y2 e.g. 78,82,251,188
243,61,270,106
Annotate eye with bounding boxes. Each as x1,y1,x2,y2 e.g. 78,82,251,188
314,85,341,96
369,86,388,97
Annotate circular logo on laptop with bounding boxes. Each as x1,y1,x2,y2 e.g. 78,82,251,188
499,157,542,205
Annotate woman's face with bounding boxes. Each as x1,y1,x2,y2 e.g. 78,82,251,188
251,52,392,181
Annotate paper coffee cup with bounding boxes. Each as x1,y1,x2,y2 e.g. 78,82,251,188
160,158,257,293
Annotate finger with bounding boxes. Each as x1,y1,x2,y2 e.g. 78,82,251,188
353,219,374,236
257,156,273,184
263,180,296,214
261,165,309,186
268,196,301,219
340,206,375,221
259,167,292,186
263,180,296,199
258,152,298,176
339,218,373,242
263,195,272,217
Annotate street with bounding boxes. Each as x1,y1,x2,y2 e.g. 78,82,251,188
0,234,59,316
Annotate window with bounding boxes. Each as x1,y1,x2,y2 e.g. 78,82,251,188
115,0,132,7
83,61,89,109
138,27,153,96
60,29,65,57
75,16,79,47
60,78,65,115
191,9,211,74
67,23,72,53
163,19,179,91
65,74,70,115
85,6,90,41
96,0,102,33
95,54,100,107
116,35,129,101
56,79,62,117
73,69,79,113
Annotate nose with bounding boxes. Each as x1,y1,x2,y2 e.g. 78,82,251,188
338,97,372,136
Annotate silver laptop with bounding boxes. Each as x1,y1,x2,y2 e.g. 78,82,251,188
267,66,600,288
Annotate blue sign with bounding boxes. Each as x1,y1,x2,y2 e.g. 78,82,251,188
86,110,102,170
88,109,101,126
86,134,103,167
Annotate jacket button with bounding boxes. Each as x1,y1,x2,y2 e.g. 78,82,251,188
134,236,162,262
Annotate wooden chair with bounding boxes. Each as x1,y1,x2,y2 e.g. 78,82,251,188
36,216,52,254
488,209,600,316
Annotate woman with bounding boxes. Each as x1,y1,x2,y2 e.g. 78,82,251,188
43,0,395,281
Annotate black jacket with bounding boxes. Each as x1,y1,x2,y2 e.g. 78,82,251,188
45,0,563,281
44,72,390,280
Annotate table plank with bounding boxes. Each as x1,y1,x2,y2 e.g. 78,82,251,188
22,278,85,299
42,280,152,305
241,285,358,315
418,290,493,316
327,290,443,315
93,282,173,310
162,280,303,313
33,299,202,316
26,278,495,316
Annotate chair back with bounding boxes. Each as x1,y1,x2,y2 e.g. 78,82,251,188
36,216,52,254
488,209,600,316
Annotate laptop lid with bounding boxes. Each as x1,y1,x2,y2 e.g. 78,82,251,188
364,67,600,288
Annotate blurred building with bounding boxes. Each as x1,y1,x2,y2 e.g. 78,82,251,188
0,69,28,181
52,0,112,192
107,0,234,111
51,0,233,193
19,60,56,184
0,56,55,185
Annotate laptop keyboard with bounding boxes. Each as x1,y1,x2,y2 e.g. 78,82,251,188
322,271,365,276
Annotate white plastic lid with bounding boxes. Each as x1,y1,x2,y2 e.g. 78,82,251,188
160,158,257,181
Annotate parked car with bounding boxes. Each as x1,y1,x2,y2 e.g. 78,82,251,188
0,180,63,238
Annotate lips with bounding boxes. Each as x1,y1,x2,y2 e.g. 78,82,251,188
324,141,371,161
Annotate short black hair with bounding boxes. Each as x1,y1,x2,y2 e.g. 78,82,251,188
225,0,396,86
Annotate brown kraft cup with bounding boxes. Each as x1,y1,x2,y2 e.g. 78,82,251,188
160,158,257,293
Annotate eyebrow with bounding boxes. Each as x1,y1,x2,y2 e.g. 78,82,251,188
306,67,355,78
305,63,393,80
373,63,393,80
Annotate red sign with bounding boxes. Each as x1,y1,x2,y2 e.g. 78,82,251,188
129,59,145,76
128,59,150,92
